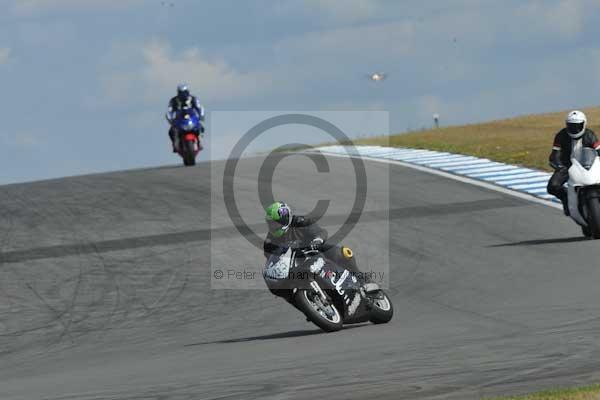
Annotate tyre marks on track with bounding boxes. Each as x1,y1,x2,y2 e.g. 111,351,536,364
0,197,529,265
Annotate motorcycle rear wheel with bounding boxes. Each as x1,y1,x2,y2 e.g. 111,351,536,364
368,290,394,324
294,289,343,332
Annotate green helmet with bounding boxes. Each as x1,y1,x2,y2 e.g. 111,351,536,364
265,202,292,238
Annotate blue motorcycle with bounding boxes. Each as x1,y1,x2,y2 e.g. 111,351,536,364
170,108,203,166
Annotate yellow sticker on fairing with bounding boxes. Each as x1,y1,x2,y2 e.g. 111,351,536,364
342,246,353,259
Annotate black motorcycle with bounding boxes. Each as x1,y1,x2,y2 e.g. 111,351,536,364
264,245,393,332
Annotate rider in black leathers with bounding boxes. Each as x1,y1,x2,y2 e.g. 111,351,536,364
547,110,600,215
263,202,371,301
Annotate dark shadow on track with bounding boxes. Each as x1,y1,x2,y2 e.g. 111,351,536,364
185,325,368,347
488,236,591,247
184,329,323,346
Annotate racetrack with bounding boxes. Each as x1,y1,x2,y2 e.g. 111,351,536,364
2,154,600,399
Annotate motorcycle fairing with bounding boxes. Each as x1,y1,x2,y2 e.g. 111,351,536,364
184,133,197,141
174,108,201,133
309,258,369,321
568,156,600,226
263,248,371,321
264,247,295,281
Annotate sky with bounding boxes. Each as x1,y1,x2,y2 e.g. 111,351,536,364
2,0,600,184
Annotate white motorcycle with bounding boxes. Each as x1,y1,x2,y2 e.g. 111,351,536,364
567,148,600,238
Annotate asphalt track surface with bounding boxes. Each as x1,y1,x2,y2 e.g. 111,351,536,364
2,154,600,400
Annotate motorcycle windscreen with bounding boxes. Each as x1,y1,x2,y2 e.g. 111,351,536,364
176,110,199,131
177,118,198,132
579,148,599,170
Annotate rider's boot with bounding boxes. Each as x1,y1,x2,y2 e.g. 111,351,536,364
362,282,380,293
559,191,569,216
169,127,177,153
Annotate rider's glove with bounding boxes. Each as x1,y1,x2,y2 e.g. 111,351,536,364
310,237,324,251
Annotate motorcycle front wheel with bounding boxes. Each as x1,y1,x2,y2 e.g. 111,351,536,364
585,196,600,239
183,140,196,166
294,289,343,332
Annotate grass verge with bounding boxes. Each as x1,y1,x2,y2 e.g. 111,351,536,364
486,384,600,399
354,107,600,172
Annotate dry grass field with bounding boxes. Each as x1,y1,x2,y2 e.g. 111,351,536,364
356,107,600,171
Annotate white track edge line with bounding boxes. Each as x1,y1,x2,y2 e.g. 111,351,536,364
309,150,562,210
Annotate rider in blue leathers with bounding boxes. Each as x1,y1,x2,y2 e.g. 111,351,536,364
166,84,205,152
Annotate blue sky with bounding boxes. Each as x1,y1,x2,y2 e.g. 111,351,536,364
2,0,600,184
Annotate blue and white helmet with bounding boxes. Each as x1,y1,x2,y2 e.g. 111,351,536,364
177,83,190,99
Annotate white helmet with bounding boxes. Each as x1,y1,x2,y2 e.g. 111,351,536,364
566,110,587,139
